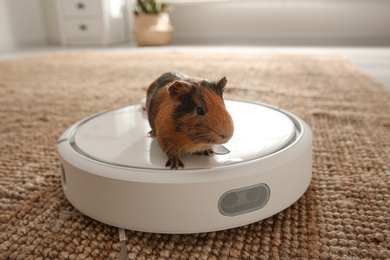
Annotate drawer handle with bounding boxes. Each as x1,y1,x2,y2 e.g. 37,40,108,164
79,24,87,31
77,3,85,9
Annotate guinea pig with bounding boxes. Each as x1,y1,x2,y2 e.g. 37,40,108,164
145,71,234,169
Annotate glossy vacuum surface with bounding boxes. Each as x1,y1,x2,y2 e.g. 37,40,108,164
58,100,312,233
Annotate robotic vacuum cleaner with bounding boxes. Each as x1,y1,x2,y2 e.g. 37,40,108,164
58,100,312,234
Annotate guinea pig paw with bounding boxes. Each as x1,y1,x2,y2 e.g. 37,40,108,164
165,157,184,170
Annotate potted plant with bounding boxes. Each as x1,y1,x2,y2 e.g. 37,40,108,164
132,0,173,46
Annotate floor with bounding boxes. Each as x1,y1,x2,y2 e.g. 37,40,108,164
1,45,390,90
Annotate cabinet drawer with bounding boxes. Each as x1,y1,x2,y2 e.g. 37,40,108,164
64,20,102,38
64,0,102,16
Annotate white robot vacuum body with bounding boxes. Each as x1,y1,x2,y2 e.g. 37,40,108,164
58,100,312,233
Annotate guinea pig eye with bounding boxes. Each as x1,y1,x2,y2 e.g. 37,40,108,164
196,107,205,116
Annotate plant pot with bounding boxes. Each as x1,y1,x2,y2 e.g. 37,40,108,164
132,13,173,46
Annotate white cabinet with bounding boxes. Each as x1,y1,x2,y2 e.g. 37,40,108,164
56,0,127,45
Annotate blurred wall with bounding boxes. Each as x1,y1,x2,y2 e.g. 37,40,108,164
0,0,47,50
1,0,390,51
169,0,390,45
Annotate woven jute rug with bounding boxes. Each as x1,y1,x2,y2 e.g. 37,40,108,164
1,51,389,259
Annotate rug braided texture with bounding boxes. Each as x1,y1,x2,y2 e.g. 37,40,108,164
1,51,389,259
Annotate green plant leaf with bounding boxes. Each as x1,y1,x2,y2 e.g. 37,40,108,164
135,0,170,14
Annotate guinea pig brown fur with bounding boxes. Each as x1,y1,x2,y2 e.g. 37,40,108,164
146,71,234,169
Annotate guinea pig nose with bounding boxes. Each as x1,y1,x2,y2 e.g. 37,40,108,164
219,133,232,142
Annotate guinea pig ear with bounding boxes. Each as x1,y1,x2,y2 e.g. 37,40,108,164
217,77,228,93
168,81,191,103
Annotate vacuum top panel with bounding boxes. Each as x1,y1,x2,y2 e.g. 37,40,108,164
69,100,296,170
